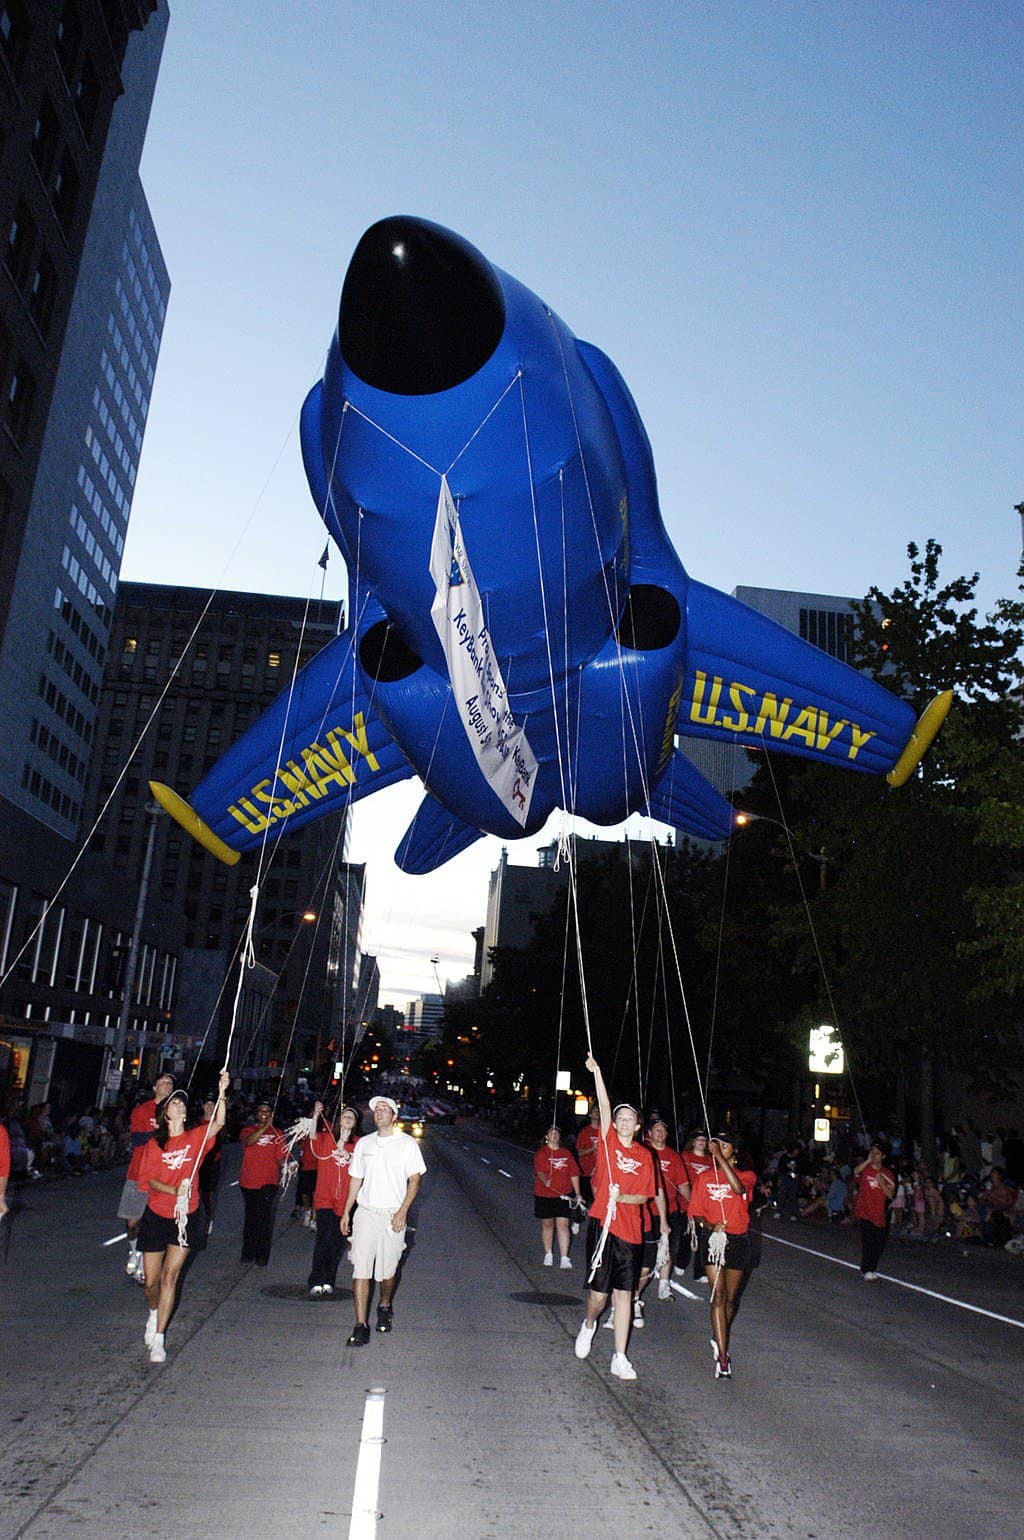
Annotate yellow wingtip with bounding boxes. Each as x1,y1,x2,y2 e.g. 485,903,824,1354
886,690,953,788
149,781,241,866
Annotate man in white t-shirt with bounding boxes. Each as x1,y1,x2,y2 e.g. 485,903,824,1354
340,1095,426,1344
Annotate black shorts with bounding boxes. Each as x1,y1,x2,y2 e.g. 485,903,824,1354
696,1227,753,1273
138,1206,202,1253
584,1217,642,1294
534,1194,574,1219
297,1168,316,1200
640,1230,659,1271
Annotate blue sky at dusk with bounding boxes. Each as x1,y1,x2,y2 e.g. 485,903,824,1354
124,2,1023,1002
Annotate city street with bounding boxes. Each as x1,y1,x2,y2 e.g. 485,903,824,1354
1,1124,1022,1540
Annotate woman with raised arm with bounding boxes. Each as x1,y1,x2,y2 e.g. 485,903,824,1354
572,1054,655,1382
136,1070,230,1364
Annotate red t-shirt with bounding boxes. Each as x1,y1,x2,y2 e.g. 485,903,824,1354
688,1164,757,1235
136,1125,211,1218
649,1144,687,1217
589,1127,656,1245
853,1165,894,1227
311,1131,357,1214
0,1123,9,1182
239,1126,286,1188
299,1137,317,1173
126,1099,158,1182
575,1123,601,1178
679,1151,714,1214
533,1146,580,1198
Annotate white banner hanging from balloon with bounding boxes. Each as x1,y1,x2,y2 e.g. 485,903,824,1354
429,476,537,828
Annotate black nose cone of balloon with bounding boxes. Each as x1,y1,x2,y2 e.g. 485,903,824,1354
339,217,506,395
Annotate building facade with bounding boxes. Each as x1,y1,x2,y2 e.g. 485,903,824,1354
81,582,359,1083
0,1,168,837
0,0,158,652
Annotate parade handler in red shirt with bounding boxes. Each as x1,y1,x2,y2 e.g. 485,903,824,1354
136,1071,229,1364
573,1054,655,1382
688,1132,758,1380
0,1119,10,1223
533,1126,582,1268
117,1073,174,1283
852,1142,895,1280
341,1095,426,1345
238,1101,287,1266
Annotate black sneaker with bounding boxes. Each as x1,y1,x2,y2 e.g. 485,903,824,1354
346,1322,371,1346
376,1305,394,1334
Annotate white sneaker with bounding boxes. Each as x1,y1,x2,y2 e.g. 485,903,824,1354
322,1283,333,1296
125,1251,138,1276
574,1319,597,1359
144,1310,158,1347
133,1255,146,1284
543,1251,553,1266
601,1315,615,1328
559,1256,573,1270
673,1265,686,1275
632,1299,645,1328
149,1333,166,1364
309,1284,324,1297
863,1271,879,1281
657,1279,672,1301
610,1352,637,1380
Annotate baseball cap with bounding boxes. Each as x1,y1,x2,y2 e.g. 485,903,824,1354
369,1095,399,1115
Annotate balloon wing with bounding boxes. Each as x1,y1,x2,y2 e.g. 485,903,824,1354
679,580,950,781
394,792,486,875
149,631,413,864
645,748,737,840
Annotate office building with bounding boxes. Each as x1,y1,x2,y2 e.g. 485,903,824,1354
82,581,358,1081
0,0,166,836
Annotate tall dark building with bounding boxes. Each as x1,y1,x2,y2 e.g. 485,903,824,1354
0,0,167,836
0,1,172,1115
0,0,158,660
83,582,363,1085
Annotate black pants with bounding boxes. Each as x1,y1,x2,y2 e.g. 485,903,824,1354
308,1207,344,1289
859,1219,887,1274
241,1184,277,1264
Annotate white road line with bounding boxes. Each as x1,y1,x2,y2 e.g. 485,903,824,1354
762,1232,1024,1330
229,1179,239,1186
480,1157,492,1165
669,1279,701,1300
498,1169,512,1179
101,1233,126,1247
348,1386,386,1539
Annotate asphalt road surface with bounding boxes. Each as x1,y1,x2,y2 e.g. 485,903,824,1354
1,1123,1021,1539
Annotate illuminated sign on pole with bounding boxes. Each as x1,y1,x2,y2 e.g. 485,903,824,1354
813,1117,831,1143
808,1024,845,1074
556,1069,571,1092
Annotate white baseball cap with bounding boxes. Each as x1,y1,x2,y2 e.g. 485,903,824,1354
369,1095,399,1115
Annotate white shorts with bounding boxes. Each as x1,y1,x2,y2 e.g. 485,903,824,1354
117,1179,149,1222
350,1205,407,1282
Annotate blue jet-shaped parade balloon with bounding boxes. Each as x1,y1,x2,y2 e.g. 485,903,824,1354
152,217,950,874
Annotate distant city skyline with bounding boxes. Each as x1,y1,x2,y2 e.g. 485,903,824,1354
123,2,1022,1003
